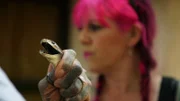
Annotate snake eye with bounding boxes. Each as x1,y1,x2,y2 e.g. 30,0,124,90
51,41,55,44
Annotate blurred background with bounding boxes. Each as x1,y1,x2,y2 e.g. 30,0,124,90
0,0,180,100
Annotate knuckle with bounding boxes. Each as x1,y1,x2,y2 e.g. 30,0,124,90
61,79,82,98
72,66,82,76
38,77,48,91
73,79,83,93
38,78,45,87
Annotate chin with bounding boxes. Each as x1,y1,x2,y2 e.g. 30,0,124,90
87,64,104,74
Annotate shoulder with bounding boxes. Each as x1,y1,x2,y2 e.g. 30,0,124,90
149,70,162,101
0,67,26,101
150,73,179,101
149,68,180,101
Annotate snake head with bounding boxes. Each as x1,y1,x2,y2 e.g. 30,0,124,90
39,38,63,67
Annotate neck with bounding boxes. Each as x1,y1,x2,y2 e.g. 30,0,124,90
102,53,141,94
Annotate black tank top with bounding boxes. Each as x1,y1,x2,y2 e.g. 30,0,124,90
158,77,178,101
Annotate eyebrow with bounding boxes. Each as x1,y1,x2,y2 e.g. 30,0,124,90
88,20,101,25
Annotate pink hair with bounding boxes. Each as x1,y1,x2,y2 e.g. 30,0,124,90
72,0,138,31
72,0,157,101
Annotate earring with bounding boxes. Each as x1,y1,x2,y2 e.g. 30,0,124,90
128,48,133,56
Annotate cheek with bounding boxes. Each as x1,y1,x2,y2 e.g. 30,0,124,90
92,32,128,69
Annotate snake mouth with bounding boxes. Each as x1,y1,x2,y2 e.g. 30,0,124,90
40,42,60,55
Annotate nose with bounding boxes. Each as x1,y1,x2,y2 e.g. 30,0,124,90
79,29,92,46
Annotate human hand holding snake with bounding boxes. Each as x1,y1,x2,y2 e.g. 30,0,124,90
38,38,91,101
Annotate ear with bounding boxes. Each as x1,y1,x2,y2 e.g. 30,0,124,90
127,23,142,47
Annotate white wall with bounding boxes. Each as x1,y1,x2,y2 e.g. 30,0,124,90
152,0,180,79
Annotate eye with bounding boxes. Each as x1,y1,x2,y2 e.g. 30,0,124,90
88,23,103,32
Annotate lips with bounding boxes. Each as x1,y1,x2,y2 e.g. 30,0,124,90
84,51,93,59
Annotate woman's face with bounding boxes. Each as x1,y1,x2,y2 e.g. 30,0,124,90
78,18,133,73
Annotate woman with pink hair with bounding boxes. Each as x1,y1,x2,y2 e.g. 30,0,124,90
38,0,180,101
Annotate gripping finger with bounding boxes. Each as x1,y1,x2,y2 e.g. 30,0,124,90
46,64,55,85
54,65,82,89
66,83,90,101
55,49,76,78
60,78,83,98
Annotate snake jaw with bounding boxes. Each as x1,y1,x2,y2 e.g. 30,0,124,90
39,38,63,67
40,39,62,55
